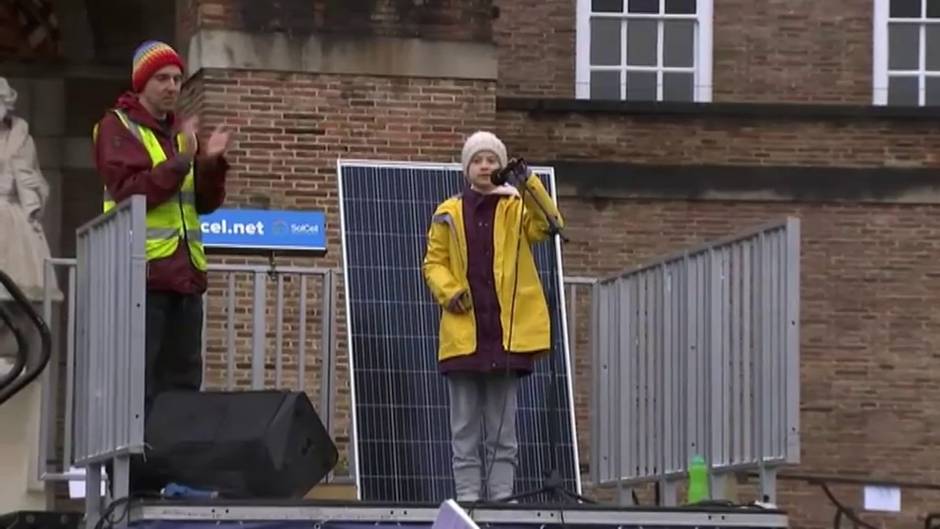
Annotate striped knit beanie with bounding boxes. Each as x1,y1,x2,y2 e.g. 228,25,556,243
132,40,185,92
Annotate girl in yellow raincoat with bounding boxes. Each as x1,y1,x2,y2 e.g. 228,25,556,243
422,131,564,502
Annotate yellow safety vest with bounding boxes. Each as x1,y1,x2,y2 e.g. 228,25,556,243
93,109,207,271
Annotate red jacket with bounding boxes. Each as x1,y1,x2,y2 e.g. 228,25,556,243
93,92,229,294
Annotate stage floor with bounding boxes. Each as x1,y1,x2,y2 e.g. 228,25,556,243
126,500,788,529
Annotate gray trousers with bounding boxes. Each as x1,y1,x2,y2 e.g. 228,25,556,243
447,372,520,502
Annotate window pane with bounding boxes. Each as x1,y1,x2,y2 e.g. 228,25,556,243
890,0,922,18
928,25,940,69
665,0,696,14
591,19,622,65
626,71,657,100
929,0,940,17
889,23,920,70
888,76,919,105
592,0,624,12
627,20,657,66
663,20,694,67
927,77,940,104
628,0,659,14
663,72,694,101
591,71,622,100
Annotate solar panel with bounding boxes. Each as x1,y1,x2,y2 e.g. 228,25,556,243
337,160,581,504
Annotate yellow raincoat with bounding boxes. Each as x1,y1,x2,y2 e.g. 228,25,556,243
422,175,564,361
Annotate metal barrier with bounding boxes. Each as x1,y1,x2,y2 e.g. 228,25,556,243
36,259,597,493
564,276,596,437
199,263,343,476
36,209,798,512
591,218,801,506
73,195,147,523
564,276,597,359
27,198,599,509
35,259,349,491
37,257,78,483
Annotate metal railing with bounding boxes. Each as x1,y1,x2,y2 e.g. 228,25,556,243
591,218,801,506
564,276,597,358
35,263,347,479
199,263,343,475
73,195,147,524
37,258,78,483
32,208,800,512
35,259,597,493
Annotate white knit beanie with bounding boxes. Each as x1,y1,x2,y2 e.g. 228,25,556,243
461,131,507,175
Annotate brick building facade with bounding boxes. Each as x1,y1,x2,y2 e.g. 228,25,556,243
3,0,940,527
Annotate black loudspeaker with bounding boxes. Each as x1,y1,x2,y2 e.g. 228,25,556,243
139,390,338,498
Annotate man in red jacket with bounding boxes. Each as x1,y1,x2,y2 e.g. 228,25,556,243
93,40,230,416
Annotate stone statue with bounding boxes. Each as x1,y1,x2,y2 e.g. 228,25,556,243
0,77,59,375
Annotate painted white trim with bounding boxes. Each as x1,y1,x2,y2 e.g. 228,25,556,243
871,0,940,106
920,1,928,105
697,0,714,102
657,19,665,100
888,16,940,23
621,14,629,100
591,12,700,19
338,158,461,171
575,0,591,98
575,0,713,102
889,70,940,75
591,64,696,72
335,157,362,499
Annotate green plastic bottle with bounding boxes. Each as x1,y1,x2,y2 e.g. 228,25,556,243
687,454,709,504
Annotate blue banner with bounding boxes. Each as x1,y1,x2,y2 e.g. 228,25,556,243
199,208,326,252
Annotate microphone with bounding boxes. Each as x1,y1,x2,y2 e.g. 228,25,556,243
489,157,569,243
490,158,528,187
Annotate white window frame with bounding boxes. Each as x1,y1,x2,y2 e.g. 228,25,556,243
873,0,940,105
575,0,713,102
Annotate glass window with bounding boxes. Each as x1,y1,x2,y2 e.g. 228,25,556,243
577,0,713,101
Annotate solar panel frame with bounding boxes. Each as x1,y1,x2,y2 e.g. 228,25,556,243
337,159,581,503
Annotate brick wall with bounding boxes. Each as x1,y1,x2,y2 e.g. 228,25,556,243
495,0,875,103
197,69,494,210
554,193,940,529
179,70,940,529
493,0,576,99
174,47,940,529
496,109,940,168
168,3,940,528
180,0,493,42
712,0,872,104
497,107,940,527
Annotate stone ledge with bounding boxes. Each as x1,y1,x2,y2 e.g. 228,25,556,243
500,97,940,121
187,29,498,80
540,161,940,204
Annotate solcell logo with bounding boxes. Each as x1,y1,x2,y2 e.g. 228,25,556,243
272,220,289,235
291,223,320,235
